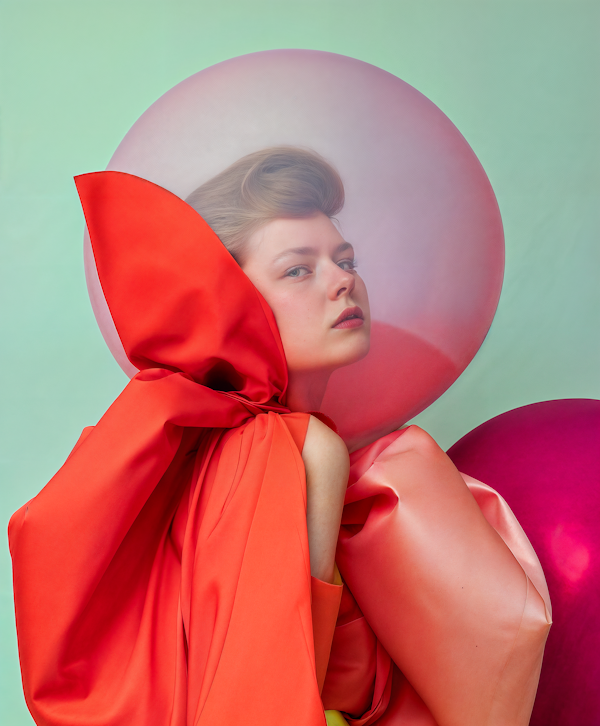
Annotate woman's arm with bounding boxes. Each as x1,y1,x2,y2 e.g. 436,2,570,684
302,415,349,584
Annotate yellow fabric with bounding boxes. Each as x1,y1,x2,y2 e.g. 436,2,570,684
332,562,343,586
325,710,349,726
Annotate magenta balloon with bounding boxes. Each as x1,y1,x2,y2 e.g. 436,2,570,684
86,49,504,449
447,399,600,726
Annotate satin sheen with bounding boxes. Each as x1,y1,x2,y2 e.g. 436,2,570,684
9,172,551,726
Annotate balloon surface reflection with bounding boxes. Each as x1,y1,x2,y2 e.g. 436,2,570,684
448,399,600,726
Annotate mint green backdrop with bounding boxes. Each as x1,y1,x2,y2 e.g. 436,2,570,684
1,1,598,720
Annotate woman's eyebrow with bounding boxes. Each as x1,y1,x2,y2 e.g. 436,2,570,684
272,241,353,265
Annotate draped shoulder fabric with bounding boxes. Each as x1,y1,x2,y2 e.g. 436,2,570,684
327,430,552,726
8,172,551,726
9,172,330,725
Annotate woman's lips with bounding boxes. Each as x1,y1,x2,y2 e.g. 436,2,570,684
332,306,364,329
334,317,364,329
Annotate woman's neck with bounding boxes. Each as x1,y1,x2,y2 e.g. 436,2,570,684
285,369,332,413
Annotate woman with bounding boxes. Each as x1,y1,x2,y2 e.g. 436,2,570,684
9,147,551,726
185,147,369,588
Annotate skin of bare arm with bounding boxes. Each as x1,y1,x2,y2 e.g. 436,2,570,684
301,415,350,584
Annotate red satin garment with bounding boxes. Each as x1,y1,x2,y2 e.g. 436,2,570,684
9,172,551,726
9,172,327,725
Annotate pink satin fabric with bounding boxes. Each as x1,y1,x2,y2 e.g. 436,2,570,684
325,426,552,726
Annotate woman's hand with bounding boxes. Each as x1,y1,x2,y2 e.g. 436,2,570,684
302,416,350,584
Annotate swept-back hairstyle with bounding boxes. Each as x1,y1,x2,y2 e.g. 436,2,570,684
185,146,345,264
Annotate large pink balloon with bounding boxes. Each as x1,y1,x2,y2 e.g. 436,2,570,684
448,399,600,726
86,49,504,449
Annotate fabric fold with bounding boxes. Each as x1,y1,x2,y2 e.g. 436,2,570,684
312,564,344,694
9,372,326,725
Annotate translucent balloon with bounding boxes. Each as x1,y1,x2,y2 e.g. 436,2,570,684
86,49,504,449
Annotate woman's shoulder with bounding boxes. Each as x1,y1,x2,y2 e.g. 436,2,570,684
301,415,349,472
303,414,347,455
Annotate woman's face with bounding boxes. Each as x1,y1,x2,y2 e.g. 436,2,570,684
241,213,371,374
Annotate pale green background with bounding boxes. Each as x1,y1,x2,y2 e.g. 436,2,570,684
1,0,598,721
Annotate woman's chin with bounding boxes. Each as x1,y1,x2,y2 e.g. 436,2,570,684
286,331,371,375
333,335,371,370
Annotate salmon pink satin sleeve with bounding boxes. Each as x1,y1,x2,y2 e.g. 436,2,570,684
332,425,552,726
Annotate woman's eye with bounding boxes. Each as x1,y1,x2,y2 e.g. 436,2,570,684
338,258,358,271
286,266,311,278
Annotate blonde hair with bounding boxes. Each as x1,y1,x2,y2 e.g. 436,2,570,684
185,146,345,264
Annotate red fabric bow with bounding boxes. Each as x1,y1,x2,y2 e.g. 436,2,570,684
9,172,328,725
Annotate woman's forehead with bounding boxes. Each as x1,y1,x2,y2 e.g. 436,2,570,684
248,215,350,259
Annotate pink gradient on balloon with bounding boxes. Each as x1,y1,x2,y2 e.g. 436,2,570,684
448,399,600,726
86,50,504,447
322,322,458,446
550,524,591,584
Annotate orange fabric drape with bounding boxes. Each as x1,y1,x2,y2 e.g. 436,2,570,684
9,172,327,725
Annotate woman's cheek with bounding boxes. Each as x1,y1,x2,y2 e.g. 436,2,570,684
355,277,370,314
277,293,314,326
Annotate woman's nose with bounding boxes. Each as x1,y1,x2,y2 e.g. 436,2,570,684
327,262,355,300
